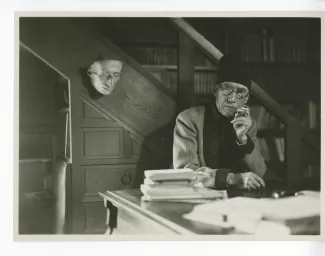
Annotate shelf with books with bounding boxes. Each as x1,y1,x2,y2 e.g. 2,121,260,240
225,28,320,65
142,65,218,72
247,62,320,68
121,44,218,67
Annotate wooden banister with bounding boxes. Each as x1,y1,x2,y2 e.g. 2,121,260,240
169,17,319,152
169,18,223,66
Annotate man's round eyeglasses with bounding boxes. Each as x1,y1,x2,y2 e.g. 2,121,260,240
217,84,249,99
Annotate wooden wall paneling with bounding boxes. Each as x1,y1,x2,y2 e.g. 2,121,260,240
82,202,108,234
83,100,106,119
82,165,137,200
123,128,132,159
81,127,124,160
130,133,142,158
80,100,120,128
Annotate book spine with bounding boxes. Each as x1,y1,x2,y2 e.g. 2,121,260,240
262,29,268,63
274,137,285,162
269,35,275,63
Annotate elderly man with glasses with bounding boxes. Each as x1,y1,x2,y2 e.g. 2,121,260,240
173,55,266,190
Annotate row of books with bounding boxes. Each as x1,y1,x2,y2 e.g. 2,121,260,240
194,72,217,93
268,33,320,64
147,65,317,101
307,101,317,130
123,46,177,65
147,68,217,93
226,29,320,64
228,31,263,63
122,46,215,66
122,29,320,66
250,67,319,101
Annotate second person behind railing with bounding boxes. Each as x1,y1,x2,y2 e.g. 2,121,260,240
173,55,267,191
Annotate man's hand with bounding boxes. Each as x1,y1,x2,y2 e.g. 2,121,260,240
231,110,253,144
190,168,216,188
227,172,265,190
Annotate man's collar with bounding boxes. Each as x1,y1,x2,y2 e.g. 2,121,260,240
211,104,233,122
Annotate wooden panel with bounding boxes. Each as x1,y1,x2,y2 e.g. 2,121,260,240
80,101,119,127
83,202,107,234
82,128,123,159
82,165,137,197
84,102,106,119
130,136,142,157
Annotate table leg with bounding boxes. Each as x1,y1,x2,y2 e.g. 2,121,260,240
104,200,118,235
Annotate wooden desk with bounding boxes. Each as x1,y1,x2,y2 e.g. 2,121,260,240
99,189,230,235
99,186,314,235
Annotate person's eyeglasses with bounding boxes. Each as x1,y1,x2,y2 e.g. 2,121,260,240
217,84,249,99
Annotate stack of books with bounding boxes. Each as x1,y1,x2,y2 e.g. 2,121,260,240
140,169,226,202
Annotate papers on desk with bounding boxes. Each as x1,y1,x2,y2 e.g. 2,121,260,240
140,169,226,202
183,191,320,235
